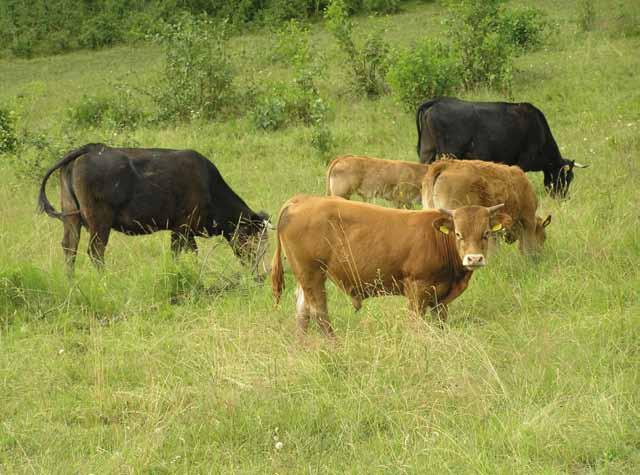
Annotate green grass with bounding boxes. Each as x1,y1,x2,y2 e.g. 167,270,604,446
1,0,640,472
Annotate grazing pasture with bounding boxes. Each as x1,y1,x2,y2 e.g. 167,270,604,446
1,0,639,472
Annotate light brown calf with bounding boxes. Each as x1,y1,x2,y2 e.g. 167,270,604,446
326,155,429,208
271,195,511,337
422,159,551,255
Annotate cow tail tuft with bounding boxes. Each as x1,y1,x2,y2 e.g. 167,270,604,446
271,224,285,306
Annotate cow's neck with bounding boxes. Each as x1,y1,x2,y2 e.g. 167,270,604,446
438,233,468,282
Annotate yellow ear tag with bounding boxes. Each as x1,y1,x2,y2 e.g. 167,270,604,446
439,226,450,234
491,223,503,232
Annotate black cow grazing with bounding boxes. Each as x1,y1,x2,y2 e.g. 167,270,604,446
416,97,588,197
38,143,271,278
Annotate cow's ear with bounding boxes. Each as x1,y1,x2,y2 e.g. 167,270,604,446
490,212,512,232
542,214,552,228
433,216,454,235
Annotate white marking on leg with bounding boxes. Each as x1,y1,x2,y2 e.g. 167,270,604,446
295,285,306,315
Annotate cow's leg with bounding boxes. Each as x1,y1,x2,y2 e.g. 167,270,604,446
60,168,81,275
295,284,311,337
83,206,113,269
403,280,430,319
61,214,81,275
303,274,334,338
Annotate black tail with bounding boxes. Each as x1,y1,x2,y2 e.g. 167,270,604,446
416,98,440,159
37,143,104,219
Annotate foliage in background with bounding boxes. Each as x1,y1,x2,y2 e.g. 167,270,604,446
387,39,462,111
325,0,391,98
0,107,18,154
0,0,415,58
152,15,235,122
388,0,546,106
444,0,514,91
252,20,332,135
66,88,147,131
497,7,548,52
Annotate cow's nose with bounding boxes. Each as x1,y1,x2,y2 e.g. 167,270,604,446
463,254,486,268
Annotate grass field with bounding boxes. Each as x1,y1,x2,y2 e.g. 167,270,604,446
1,1,640,472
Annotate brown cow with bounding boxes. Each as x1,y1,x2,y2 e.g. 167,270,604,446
422,159,551,255
271,195,511,337
326,155,428,208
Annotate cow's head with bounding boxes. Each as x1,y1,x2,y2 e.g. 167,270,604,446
433,204,512,270
230,210,272,280
547,159,588,198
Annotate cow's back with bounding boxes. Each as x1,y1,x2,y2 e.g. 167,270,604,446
423,160,537,228
70,148,214,234
278,195,453,292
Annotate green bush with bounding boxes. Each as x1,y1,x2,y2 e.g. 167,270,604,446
325,0,391,98
444,0,513,91
79,12,123,49
363,0,400,14
66,89,146,130
152,15,235,122
497,7,548,52
387,39,462,112
10,30,36,58
311,123,334,158
253,19,331,131
251,95,288,131
0,107,18,154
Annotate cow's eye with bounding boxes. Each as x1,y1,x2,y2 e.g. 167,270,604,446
455,232,463,240
482,232,490,240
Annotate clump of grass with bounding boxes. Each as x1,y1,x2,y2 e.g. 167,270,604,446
578,0,597,31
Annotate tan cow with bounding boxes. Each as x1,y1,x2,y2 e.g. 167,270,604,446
326,155,429,208
422,159,551,255
271,195,511,337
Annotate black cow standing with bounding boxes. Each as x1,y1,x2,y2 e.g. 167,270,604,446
416,97,587,197
38,143,270,277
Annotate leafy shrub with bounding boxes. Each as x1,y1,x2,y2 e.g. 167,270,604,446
10,30,35,58
578,0,596,32
8,133,78,181
272,19,312,64
444,0,513,91
253,20,331,131
251,95,288,131
152,15,235,122
497,7,548,52
387,39,461,111
0,107,18,154
325,0,390,98
262,0,317,23
79,12,123,49
363,0,400,14
66,88,146,130
311,124,334,158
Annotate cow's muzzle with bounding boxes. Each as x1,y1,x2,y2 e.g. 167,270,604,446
463,254,486,269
